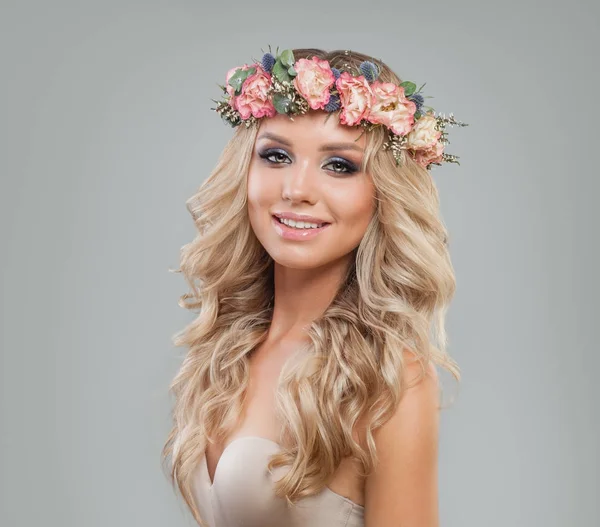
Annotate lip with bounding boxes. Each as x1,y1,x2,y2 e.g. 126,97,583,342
272,211,330,225
271,215,331,241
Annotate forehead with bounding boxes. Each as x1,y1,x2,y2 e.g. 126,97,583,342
256,110,366,150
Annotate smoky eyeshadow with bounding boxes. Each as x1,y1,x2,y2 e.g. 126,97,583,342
257,147,358,174
329,157,359,173
258,147,289,159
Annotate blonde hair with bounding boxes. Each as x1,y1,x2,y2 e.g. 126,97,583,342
162,48,461,527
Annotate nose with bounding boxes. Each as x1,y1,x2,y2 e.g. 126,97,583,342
281,159,317,204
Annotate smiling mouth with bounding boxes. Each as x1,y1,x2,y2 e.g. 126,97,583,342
272,215,330,229
271,215,331,240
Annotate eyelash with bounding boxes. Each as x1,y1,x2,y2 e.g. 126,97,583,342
258,149,358,175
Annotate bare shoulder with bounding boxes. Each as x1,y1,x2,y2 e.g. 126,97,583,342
364,350,441,527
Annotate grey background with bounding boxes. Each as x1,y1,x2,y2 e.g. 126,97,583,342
1,0,598,526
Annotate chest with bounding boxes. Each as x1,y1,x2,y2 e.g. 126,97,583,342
204,340,366,507
241,342,298,431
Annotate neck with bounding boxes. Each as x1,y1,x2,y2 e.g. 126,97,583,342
267,253,353,344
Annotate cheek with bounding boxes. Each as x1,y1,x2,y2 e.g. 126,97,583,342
247,166,276,214
329,179,376,229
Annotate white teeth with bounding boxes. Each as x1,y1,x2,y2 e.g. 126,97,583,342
279,217,322,229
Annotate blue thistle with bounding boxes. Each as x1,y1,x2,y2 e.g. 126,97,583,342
261,53,276,73
359,61,379,82
408,93,424,113
331,67,341,80
324,93,341,112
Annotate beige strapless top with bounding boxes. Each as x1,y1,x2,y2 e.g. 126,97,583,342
193,436,365,527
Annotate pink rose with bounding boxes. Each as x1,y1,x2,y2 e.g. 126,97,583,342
234,64,276,119
405,114,441,150
368,81,416,136
335,72,374,126
225,64,252,109
293,57,335,110
411,140,445,168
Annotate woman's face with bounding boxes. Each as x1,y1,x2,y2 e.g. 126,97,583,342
247,110,376,270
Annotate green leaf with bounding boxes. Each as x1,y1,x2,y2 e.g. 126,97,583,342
228,67,256,94
288,66,297,77
400,81,416,97
414,111,422,120
280,49,295,67
272,61,291,83
273,93,292,114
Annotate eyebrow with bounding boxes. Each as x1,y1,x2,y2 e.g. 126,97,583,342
257,132,364,153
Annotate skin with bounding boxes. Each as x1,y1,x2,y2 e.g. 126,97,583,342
247,109,376,342
224,108,441,526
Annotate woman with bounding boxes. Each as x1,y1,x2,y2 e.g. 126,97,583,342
162,47,464,527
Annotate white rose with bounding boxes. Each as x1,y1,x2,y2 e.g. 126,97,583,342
405,114,441,150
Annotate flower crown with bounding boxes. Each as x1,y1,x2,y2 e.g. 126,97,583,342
212,47,468,170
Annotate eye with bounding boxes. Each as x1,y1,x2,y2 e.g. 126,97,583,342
323,157,358,175
258,148,291,165
257,149,358,175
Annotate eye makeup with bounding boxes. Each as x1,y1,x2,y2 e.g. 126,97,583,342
257,148,359,175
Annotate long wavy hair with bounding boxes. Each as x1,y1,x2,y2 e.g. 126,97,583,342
162,48,461,527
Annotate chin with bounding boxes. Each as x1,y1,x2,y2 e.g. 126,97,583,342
268,249,327,270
